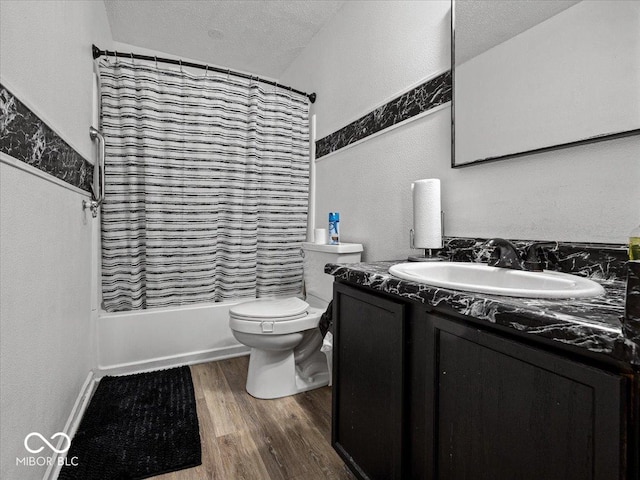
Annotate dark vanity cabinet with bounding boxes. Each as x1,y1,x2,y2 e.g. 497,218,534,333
332,281,637,480
425,314,625,480
332,282,405,479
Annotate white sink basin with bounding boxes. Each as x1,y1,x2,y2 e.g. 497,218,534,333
388,262,605,299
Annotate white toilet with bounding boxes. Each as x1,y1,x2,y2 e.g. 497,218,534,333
229,242,363,399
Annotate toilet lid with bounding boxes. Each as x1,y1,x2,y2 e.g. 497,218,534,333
229,297,309,322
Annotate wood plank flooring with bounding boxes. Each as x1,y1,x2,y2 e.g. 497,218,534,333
154,356,356,480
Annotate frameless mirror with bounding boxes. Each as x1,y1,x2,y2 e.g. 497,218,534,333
452,0,640,167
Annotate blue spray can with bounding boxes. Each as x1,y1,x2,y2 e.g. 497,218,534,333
329,212,340,245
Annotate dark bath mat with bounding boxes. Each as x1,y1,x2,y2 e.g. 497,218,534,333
58,366,201,480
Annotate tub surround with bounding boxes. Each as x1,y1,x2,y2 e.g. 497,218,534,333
315,70,451,159
326,238,638,367
0,84,93,192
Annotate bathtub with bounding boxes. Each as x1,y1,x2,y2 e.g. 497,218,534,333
96,300,250,377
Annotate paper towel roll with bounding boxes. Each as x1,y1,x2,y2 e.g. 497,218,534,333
412,179,442,249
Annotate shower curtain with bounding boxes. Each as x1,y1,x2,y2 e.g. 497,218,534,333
98,58,310,312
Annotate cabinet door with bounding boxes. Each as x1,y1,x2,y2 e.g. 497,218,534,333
425,314,625,480
332,282,405,480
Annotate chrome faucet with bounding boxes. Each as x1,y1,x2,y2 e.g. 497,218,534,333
483,238,524,270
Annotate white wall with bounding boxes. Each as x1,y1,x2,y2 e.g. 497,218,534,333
0,1,112,479
0,0,112,160
282,0,450,141
281,0,640,261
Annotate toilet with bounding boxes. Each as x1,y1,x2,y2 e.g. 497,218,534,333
229,242,363,399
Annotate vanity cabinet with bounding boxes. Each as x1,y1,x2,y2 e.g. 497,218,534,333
332,282,405,480
424,314,625,480
332,281,636,480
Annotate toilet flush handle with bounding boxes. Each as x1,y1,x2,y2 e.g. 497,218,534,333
261,321,275,333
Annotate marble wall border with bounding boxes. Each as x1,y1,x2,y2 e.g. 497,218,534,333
315,69,452,160
0,152,91,198
0,83,93,193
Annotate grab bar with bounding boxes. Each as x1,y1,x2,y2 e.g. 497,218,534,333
83,126,105,217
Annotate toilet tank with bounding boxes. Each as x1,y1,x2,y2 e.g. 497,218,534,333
302,242,363,307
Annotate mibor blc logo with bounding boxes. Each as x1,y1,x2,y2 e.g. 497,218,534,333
24,432,71,454
17,432,78,467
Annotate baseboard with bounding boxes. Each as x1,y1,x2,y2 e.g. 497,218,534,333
43,371,98,480
96,344,250,378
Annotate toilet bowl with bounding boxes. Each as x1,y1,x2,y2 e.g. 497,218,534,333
230,297,328,399
228,241,363,400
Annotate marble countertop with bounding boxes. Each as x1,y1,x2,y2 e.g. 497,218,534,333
326,260,639,367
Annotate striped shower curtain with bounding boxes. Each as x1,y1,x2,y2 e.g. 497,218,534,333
98,58,310,312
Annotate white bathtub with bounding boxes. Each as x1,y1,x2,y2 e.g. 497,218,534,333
96,300,250,377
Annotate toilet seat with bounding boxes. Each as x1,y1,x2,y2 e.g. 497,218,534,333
229,297,322,334
230,297,309,319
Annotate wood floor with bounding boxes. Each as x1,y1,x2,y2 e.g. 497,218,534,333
154,356,356,480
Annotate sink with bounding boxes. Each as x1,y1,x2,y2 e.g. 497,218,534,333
388,262,605,299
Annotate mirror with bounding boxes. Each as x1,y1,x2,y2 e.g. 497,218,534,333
452,0,640,167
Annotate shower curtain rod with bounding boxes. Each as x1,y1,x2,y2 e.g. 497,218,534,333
92,44,316,104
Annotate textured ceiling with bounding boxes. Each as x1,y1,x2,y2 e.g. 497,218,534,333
103,0,346,79
455,0,581,65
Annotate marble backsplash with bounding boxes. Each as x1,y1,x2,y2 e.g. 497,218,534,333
432,237,629,281
0,84,93,192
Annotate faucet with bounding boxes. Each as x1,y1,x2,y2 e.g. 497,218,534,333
523,241,559,272
483,238,524,270
483,238,559,271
